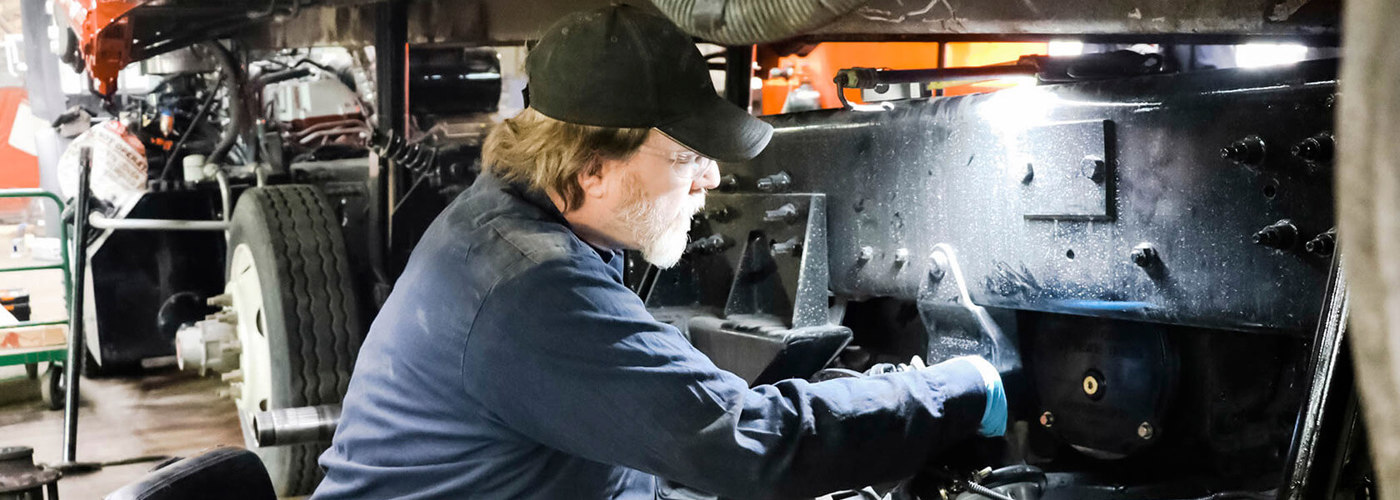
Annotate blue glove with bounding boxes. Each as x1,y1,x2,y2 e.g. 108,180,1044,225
956,356,1007,437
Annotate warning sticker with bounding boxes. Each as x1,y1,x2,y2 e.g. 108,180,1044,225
57,119,148,219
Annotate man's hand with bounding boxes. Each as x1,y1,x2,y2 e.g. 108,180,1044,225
860,355,1008,437
951,356,1008,438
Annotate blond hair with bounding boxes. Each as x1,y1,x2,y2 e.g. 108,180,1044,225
483,108,650,211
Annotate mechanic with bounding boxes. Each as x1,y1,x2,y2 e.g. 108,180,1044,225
313,5,1007,499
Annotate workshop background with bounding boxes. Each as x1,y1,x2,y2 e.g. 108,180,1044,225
0,0,1396,499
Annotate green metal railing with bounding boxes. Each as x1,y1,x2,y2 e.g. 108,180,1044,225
0,188,71,364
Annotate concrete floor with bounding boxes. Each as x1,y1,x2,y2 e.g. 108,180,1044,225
2,223,245,498
0,367,244,498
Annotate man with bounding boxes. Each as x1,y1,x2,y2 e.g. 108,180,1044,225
314,5,1007,499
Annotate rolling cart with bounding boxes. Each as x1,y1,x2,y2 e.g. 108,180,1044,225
0,188,71,411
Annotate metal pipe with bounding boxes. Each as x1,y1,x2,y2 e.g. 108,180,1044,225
62,148,91,464
253,404,341,447
214,169,231,222
298,127,372,146
292,119,371,137
834,65,1036,90
214,168,232,242
87,213,229,231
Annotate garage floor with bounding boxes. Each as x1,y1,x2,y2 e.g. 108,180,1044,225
0,367,243,498
2,223,245,498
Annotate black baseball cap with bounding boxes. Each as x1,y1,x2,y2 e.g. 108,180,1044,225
526,5,773,163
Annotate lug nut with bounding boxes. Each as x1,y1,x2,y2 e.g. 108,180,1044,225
717,174,738,191
756,171,792,192
1221,136,1266,166
213,310,238,324
857,246,875,263
771,238,801,256
695,206,730,226
1305,230,1336,257
1039,411,1055,428
685,234,731,255
763,203,802,224
1291,133,1334,163
1253,219,1299,250
928,252,948,281
1129,243,1159,268
703,206,730,221
1138,422,1155,440
893,248,910,266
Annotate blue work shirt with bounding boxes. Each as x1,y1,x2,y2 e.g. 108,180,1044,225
313,174,992,499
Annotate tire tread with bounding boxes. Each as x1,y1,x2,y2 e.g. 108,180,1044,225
230,185,364,496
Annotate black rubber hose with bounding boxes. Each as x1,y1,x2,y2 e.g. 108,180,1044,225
649,0,871,45
204,41,245,166
254,67,312,87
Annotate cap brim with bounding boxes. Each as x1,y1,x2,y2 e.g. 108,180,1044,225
656,93,773,163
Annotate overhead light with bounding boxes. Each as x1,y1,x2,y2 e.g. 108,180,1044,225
1236,43,1309,68
1048,41,1084,57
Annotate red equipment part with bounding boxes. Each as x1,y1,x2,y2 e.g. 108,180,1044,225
0,88,41,219
55,0,142,96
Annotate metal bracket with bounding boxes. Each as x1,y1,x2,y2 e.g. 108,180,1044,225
648,193,830,329
916,244,1020,373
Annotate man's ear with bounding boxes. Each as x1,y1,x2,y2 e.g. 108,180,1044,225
577,158,612,200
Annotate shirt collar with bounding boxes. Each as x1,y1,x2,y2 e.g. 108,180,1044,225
487,173,624,265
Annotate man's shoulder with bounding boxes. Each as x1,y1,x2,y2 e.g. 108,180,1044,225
436,179,601,283
484,215,585,269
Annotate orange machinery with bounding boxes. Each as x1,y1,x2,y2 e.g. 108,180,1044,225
758,42,1050,115
0,88,41,219
53,0,142,97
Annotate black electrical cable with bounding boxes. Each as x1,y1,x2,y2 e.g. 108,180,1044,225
159,79,224,181
290,57,338,75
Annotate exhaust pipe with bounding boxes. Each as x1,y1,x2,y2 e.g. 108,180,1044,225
252,404,341,447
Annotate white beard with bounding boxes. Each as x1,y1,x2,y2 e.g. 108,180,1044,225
615,176,704,269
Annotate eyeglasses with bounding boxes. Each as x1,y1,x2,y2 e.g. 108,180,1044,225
636,144,717,180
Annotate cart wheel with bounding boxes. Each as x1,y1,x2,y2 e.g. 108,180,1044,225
226,185,364,496
40,362,64,411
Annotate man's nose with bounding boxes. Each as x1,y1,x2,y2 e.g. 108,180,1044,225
692,160,720,193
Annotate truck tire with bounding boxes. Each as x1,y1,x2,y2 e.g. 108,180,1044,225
225,185,364,496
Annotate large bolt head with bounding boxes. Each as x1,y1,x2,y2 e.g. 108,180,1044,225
1129,244,1158,267
1081,157,1106,183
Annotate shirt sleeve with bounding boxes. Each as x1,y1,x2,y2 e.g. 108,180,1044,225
462,255,989,499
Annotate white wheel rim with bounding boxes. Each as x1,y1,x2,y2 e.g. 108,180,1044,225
229,243,273,449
